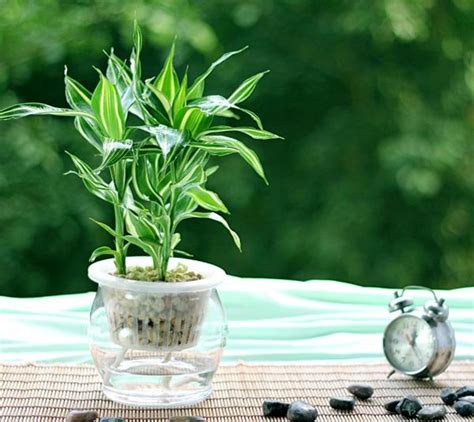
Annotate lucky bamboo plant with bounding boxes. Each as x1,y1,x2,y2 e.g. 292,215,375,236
0,22,281,281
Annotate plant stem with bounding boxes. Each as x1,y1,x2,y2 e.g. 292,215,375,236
113,203,126,274
111,162,127,275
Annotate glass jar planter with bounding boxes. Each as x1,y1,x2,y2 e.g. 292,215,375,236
88,257,227,408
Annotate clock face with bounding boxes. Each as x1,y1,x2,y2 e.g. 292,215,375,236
384,315,436,374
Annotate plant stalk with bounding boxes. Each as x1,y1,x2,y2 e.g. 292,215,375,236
113,204,126,274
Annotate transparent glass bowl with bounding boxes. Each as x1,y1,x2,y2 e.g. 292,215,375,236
88,257,228,408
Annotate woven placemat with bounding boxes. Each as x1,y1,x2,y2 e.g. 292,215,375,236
1,361,472,421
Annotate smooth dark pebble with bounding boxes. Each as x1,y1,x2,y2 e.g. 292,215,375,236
66,410,99,422
347,383,374,400
99,419,125,422
456,386,474,399
440,388,457,406
458,396,474,405
416,405,446,420
168,418,205,422
384,399,401,413
453,400,474,417
329,396,355,411
396,395,423,418
287,400,318,421
262,400,290,417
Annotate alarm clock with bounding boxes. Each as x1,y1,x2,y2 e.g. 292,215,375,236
383,285,456,379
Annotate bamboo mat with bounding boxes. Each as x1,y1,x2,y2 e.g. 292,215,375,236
1,361,473,421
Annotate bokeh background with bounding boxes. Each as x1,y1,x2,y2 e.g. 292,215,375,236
1,0,473,296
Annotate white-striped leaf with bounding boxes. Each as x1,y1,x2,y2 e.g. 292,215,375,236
136,125,184,158
64,72,92,111
89,246,117,262
186,186,229,213
187,46,248,100
125,209,161,242
74,117,102,151
194,135,267,183
99,138,133,169
200,125,282,140
180,212,241,250
0,103,94,121
154,41,179,102
106,51,134,114
91,75,125,139
66,152,119,204
172,70,188,118
175,107,211,136
228,71,268,104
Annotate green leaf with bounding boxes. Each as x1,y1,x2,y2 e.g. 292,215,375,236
228,71,269,104
200,125,282,140
0,103,94,121
125,209,161,241
193,135,268,183
74,117,102,151
99,138,133,169
105,51,134,113
66,152,119,204
133,20,143,58
181,212,241,251
206,165,219,177
90,219,118,237
186,186,229,213
91,74,125,139
187,46,248,100
64,71,92,112
123,235,158,260
136,125,185,158
89,246,116,262
175,107,211,136
154,40,179,102
172,70,188,118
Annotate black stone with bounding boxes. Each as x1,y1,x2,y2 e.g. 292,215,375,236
416,406,447,420
347,383,374,400
99,419,126,422
384,399,401,413
66,411,99,422
440,388,457,406
455,386,474,399
453,400,474,417
395,395,423,418
329,397,355,411
262,400,290,417
459,396,474,405
287,400,318,421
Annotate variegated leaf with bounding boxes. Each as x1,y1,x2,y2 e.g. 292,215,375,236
228,71,269,104
186,186,229,213
179,211,241,250
193,135,268,183
187,46,248,100
200,125,282,140
91,74,125,139
99,138,133,169
64,71,92,111
0,103,94,121
66,152,120,204
154,40,179,102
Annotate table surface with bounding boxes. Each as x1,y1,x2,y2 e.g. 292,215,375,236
1,361,473,421
1,278,473,363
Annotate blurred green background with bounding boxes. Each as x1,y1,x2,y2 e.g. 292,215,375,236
1,0,473,297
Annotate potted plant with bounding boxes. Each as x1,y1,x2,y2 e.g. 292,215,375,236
0,22,281,406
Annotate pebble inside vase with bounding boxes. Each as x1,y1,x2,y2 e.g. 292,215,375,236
102,286,210,350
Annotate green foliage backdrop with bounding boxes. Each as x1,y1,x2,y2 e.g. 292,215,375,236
1,0,473,296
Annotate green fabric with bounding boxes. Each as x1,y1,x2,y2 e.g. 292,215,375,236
1,278,473,363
